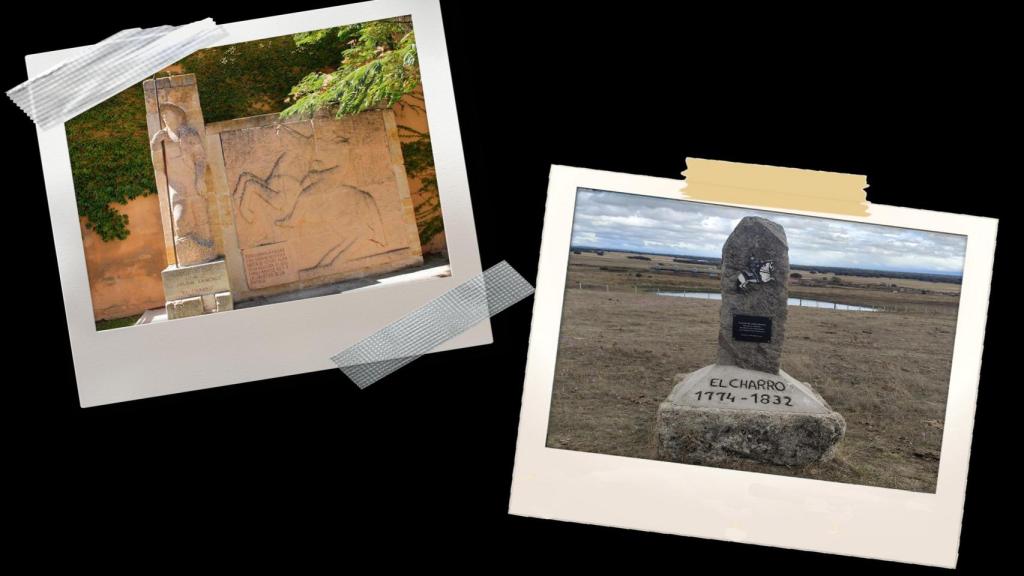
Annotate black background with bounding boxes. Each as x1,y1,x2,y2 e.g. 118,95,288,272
6,2,1010,571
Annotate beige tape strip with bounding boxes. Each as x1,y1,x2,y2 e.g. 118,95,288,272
683,157,870,216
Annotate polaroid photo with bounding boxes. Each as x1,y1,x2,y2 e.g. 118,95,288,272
31,0,490,407
510,164,997,567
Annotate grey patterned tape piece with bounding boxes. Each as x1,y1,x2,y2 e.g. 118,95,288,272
8,19,226,129
331,261,534,388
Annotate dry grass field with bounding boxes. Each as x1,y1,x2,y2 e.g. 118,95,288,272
547,251,961,492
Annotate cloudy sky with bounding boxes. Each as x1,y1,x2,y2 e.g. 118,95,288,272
571,189,967,275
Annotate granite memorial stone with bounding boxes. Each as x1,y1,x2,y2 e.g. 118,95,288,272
718,217,789,373
655,216,845,467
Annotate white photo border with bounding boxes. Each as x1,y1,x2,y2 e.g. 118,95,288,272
31,0,491,407
509,164,997,568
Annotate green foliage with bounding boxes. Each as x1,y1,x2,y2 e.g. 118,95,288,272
67,19,443,250
399,125,443,246
417,211,445,247
162,33,347,124
95,314,141,331
282,19,444,248
66,31,346,240
400,131,434,182
66,87,156,241
281,19,420,119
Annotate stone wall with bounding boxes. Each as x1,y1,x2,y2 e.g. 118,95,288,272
395,88,446,255
205,107,422,301
80,194,167,320
83,87,435,322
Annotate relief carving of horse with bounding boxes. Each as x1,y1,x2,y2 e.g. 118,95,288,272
231,145,389,273
737,257,775,290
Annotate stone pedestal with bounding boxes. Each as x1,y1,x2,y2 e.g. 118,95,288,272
656,365,846,466
162,259,232,319
655,216,845,468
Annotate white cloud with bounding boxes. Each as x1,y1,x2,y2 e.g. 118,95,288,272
570,189,966,275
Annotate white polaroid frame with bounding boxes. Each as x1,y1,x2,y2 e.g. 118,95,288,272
509,165,997,567
30,0,491,407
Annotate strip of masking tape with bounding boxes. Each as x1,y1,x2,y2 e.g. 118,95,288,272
331,261,535,389
8,19,227,130
682,157,870,216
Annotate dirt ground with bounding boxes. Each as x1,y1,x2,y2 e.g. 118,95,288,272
547,252,960,492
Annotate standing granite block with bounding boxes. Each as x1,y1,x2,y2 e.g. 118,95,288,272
718,216,789,374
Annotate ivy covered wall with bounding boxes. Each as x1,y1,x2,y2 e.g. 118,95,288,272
65,28,443,250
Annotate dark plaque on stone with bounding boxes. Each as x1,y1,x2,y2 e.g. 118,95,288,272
733,315,772,343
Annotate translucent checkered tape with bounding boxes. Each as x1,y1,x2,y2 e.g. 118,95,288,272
8,19,227,130
331,261,535,388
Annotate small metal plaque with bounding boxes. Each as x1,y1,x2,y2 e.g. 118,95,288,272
733,315,772,342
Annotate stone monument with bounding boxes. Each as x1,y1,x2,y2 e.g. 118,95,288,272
211,109,423,296
144,74,232,319
655,216,845,467
140,73,423,321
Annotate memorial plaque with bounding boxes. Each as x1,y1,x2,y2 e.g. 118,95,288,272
733,315,772,342
161,259,231,301
243,243,299,290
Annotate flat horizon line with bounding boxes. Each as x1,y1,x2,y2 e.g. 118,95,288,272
569,245,964,278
